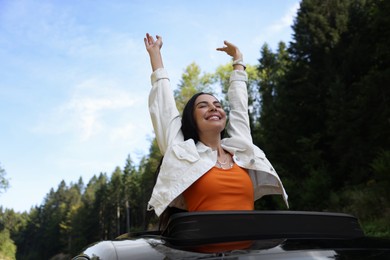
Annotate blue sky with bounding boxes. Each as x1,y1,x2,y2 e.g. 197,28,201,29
0,0,299,212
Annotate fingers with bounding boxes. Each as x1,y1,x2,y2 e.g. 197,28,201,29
216,40,242,60
143,38,148,49
144,33,151,47
224,40,237,49
216,42,228,51
144,33,163,45
216,40,235,51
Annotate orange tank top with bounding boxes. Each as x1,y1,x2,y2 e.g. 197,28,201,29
183,163,254,211
183,163,255,252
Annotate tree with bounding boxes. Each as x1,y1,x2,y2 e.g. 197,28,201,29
325,0,390,186
255,42,290,154
60,180,83,254
13,207,43,259
252,42,292,209
92,173,110,240
174,62,216,112
69,174,106,254
107,167,123,238
0,228,16,260
122,155,143,232
0,163,9,195
138,138,162,229
122,155,135,233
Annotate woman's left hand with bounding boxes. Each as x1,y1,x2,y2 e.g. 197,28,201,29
216,40,243,61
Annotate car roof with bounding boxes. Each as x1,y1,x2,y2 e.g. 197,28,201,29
79,236,390,259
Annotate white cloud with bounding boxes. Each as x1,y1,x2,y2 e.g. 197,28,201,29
65,30,141,63
33,77,140,141
109,122,136,142
253,2,300,48
269,2,300,32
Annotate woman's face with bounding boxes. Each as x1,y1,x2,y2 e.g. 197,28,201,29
193,94,226,136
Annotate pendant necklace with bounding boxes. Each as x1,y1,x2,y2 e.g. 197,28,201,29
217,153,233,169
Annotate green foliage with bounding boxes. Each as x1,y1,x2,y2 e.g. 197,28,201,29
254,42,290,159
371,150,390,202
327,181,390,238
0,229,16,260
0,163,10,195
174,62,216,112
255,0,389,235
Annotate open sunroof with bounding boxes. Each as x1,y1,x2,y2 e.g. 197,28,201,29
161,210,365,246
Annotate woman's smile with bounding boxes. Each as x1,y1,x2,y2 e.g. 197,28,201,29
206,114,222,120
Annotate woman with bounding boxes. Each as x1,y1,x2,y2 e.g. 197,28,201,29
144,33,288,219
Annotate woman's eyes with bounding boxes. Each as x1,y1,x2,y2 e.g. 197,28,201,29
197,103,222,109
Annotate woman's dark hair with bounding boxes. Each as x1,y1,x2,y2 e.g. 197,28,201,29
181,92,225,143
181,92,205,143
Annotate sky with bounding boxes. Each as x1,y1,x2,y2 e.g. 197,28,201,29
0,0,300,213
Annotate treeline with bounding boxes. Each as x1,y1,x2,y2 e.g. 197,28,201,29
1,0,389,259
1,145,163,259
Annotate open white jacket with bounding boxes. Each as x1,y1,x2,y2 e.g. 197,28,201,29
148,68,288,216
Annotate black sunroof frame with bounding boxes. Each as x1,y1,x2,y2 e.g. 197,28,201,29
161,210,365,246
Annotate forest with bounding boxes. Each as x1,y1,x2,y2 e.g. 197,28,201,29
1,0,389,259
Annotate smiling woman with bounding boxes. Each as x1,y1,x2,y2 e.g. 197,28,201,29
144,33,289,231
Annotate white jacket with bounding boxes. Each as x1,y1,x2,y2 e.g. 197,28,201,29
148,68,288,216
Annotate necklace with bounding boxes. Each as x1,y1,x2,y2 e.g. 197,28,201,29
217,153,233,169
217,154,228,166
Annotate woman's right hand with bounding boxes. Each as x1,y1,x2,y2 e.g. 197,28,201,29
144,33,163,53
144,33,164,71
